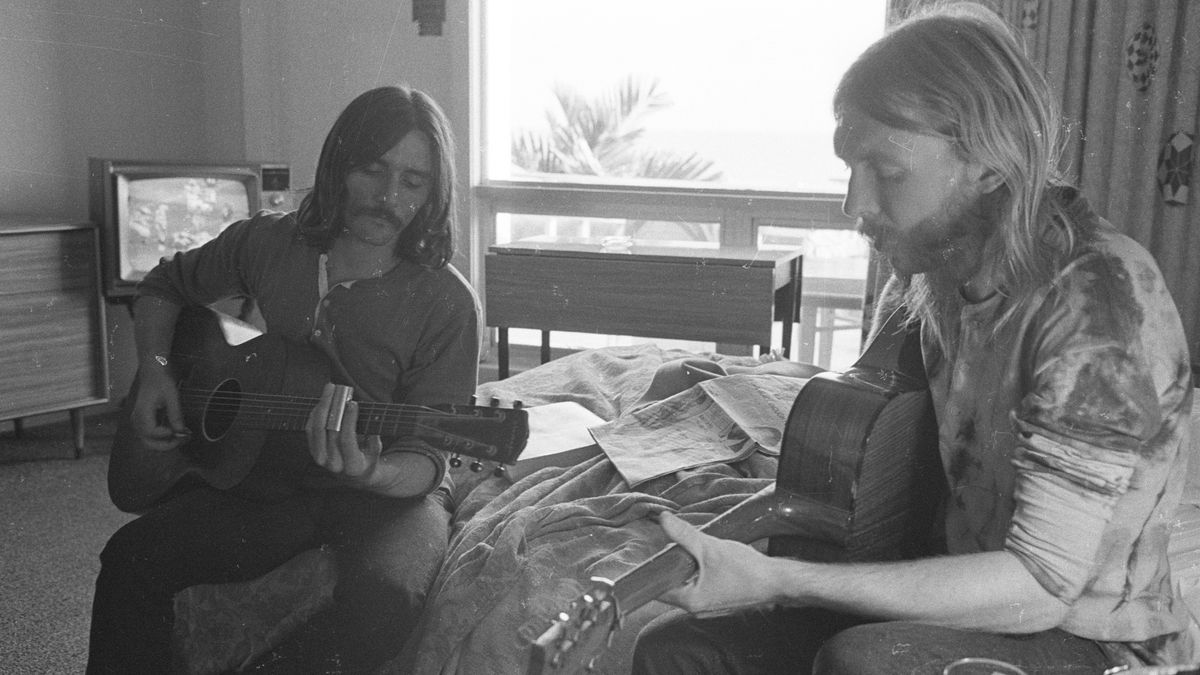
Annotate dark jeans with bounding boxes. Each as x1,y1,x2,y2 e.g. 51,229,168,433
632,607,1115,674
86,482,451,674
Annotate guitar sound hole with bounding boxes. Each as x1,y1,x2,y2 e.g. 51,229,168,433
201,379,242,442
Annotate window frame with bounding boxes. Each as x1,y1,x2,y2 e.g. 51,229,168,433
475,181,855,243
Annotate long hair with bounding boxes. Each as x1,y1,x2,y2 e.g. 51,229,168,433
296,85,457,268
834,2,1080,351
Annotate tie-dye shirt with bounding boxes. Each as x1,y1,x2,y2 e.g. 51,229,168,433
921,190,1194,662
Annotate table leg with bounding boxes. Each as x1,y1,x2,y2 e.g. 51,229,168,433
70,408,85,459
798,304,819,365
498,327,510,380
775,256,803,358
540,331,551,364
818,308,836,367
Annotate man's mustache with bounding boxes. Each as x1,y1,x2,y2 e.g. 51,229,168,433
350,207,406,227
856,218,888,246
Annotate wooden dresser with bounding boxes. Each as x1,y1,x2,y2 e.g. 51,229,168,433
0,217,109,455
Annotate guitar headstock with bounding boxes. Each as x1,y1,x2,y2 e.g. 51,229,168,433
413,398,529,468
526,577,619,675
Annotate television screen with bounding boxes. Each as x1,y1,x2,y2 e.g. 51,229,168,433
116,175,251,281
89,159,291,298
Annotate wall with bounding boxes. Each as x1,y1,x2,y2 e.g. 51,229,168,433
0,0,469,407
0,0,243,215
240,0,469,227
0,0,243,407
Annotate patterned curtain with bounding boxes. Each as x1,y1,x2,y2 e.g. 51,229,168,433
886,1,1200,361
995,0,1200,361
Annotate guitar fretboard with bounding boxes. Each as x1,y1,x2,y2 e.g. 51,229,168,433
180,389,463,437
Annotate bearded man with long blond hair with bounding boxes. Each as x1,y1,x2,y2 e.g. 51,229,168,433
632,4,1195,673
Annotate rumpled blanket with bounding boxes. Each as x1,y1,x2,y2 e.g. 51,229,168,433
386,344,805,674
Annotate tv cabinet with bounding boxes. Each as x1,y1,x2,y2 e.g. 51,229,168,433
0,217,110,456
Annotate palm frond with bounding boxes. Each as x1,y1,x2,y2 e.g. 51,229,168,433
511,75,725,195
633,151,724,182
511,131,562,174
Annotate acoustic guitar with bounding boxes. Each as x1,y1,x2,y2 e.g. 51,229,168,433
526,307,944,674
108,306,529,513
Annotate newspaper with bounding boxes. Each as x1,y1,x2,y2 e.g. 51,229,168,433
591,373,809,487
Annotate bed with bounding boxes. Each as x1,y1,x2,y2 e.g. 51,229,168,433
387,344,807,674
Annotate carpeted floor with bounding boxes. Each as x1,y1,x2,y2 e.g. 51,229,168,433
0,411,132,674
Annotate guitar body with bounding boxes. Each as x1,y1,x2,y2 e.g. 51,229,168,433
108,308,332,512
768,315,942,561
109,307,529,513
528,308,944,673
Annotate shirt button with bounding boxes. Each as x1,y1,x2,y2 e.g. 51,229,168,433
313,329,322,337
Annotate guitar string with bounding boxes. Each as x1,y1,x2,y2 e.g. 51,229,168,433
171,401,499,449
170,412,503,460
178,389,444,412
174,391,512,445
175,389,494,420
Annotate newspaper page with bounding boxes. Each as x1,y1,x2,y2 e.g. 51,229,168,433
591,373,809,486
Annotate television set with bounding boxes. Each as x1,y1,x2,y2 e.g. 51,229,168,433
88,158,293,299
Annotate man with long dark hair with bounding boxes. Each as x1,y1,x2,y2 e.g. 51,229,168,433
632,4,1195,673
88,85,480,673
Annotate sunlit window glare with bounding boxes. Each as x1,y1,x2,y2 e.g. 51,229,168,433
483,0,887,193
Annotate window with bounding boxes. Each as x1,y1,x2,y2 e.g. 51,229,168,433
475,0,887,368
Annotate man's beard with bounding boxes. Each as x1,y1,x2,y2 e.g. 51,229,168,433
870,187,1001,361
860,183,997,282
904,273,968,365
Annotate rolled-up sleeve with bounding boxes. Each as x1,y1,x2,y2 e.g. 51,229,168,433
1003,251,1171,602
384,438,448,497
1007,423,1138,600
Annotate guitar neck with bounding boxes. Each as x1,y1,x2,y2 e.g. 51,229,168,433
183,390,425,437
529,485,837,674
852,306,925,383
606,484,829,611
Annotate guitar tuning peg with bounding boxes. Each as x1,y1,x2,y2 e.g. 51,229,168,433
470,394,477,405
449,454,463,468
493,465,506,477
469,460,483,472
490,397,500,407
513,400,524,409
